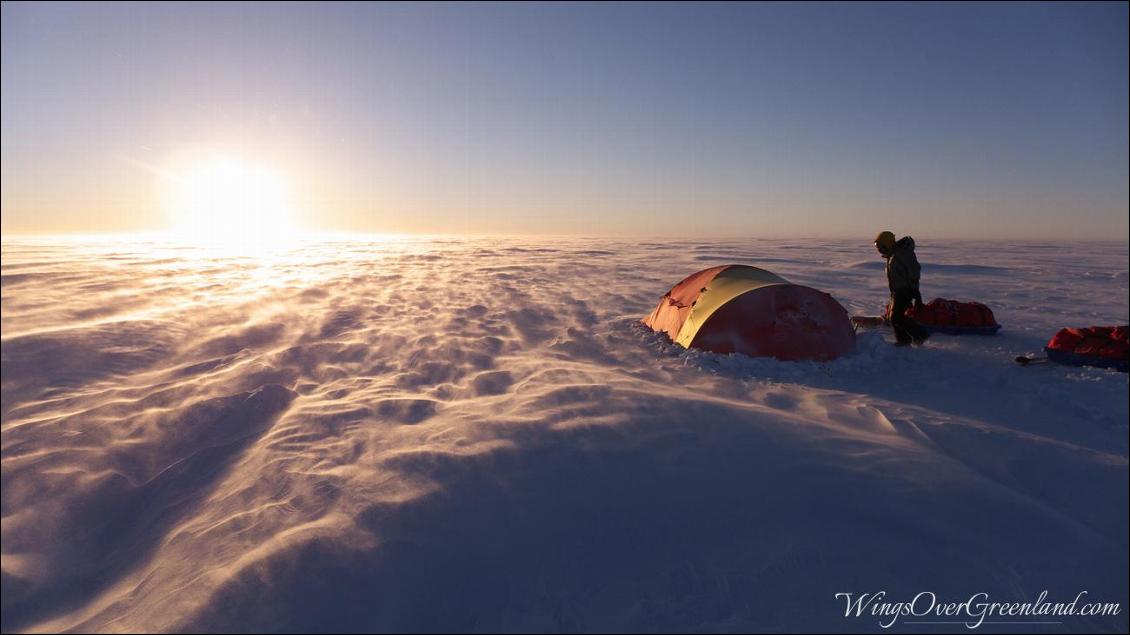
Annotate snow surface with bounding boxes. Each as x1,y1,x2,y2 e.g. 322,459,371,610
1,236,1127,633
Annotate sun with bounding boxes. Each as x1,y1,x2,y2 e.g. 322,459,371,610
168,157,297,246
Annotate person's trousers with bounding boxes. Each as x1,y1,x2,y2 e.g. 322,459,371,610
890,289,930,344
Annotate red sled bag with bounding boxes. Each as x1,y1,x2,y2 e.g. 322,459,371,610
1045,326,1129,372
886,298,1001,335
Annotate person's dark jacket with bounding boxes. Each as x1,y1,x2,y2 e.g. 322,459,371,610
885,236,921,294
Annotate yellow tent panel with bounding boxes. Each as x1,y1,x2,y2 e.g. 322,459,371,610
674,266,788,348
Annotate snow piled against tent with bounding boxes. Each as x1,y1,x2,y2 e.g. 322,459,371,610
2,236,1127,632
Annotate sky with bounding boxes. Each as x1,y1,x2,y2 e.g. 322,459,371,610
1,1,1127,239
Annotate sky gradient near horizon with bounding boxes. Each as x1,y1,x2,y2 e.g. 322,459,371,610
2,2,1127,239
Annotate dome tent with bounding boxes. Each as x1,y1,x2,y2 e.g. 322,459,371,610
643,264,855,361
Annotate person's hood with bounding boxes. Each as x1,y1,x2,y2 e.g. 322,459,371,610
894,236,915,254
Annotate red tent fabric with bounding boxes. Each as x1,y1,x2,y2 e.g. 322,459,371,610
644,265,730,342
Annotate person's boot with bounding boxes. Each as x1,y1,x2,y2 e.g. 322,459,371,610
912,330,931,346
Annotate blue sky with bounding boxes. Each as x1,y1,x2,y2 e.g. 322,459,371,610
1,2,1126,238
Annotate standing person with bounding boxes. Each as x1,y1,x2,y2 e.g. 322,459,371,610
874,231,930,346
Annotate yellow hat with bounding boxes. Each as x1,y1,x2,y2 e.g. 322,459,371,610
874,231,896,252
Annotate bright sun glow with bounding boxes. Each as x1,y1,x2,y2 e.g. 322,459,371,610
169,157,298,247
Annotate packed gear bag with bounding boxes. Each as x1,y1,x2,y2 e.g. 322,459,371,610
886,297,1001,335
1045,326,1129,372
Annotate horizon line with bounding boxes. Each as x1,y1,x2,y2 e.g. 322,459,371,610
2,229,1128,245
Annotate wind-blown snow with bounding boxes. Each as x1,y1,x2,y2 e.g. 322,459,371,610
2,236,1127,633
